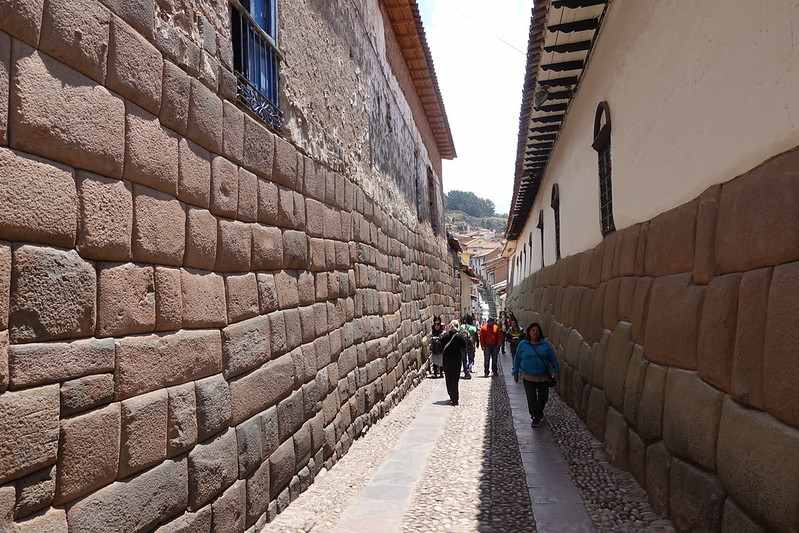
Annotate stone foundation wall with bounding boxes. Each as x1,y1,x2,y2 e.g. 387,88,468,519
506,147,799,533
0,0,456,531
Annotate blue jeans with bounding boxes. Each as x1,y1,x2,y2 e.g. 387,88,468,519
484,345,499,375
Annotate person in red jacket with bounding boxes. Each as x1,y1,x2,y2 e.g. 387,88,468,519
479,317,501,377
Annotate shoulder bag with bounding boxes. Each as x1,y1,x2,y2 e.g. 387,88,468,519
529,342,558,388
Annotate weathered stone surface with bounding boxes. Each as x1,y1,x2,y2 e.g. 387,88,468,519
252,224,284,271
76,171,132,261
216,220,251,272
628,429,646,487
9,245,96,343
732,267,770,409
646,441,671,517
178,139,211,208
188,79,222,153
0,242,8,331
273,137,298,190
284,230,308,269
637,362,666,442
270,311,288,357
13,507,67,532
97,262,156,337
154,506,212,533
717,398,799,532
586,386,607,440
644,200,697,276
269,438,295,498
67,457,188,532
181,269,227,328
622,344,647,427
722,498,766,533
243,115,274,179
212,479,245,533
55,403,120,503
210,156,238,219
11,44,124,177
604,407,628,469
256,273,279,314
99,0,155,41
195,374,231,441
0,32,7,144
663,369,722,470
603,321,633,410
161,61,190,135
222,314,270,380
698,273,740,392
258,179,279,226
297,272,315,307
260,407,279,458
275,271,299,310
229,354,294,426
670,458,725,532
155,266,182,332
716,149,799,273
60,374,114,416
223,100,244,163
225,273,259,323
763,261,799,428
120,389,167,478
14,465,55,518
0,148,76,248
278,389,305,443
644,273,703,369
0,0,44,46
185,208,217,270
132,185,185,266
115,330,222,400
9,337,114,388
693,185,720,284
246,460,270,527
630,277,652,345
188,428,238,509
166,383,196,457
108,17,162,114
284,308,301,351
236,415,263,479
238,167,258,223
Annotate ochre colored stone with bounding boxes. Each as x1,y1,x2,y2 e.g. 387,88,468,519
644,273,703,369
10,245,96,343
216,220,251,272
187,79,222,153
0,385,59,484
178,138,211,209
669,458,724,532
120,389,168,478
11,43,124,177
663,369,722,470
222,314,270,380
76,171,133,261
181,269,227,328
644,200,697,276
185,208,217,270
697,273,740,392
60,374,114,416
210,156,238,218
188,428,237,509
716,148,799,273
55,403,120,504
132,185,185,266
195,374,231,441
97,262,156,337
732,267,770,409
107,16,162,114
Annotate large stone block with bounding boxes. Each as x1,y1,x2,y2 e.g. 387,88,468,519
257,179,279,226
229,354,294,425
222,315,270,380
14,464,55,518
256,273,279,314
716,148,799,273
269,438,295,499
252,224,284,271
663,369,722,470
628,429,646,488
222,100,244,163
108,17,162,114
216,220,251,272
0,0,44,46
187,79,222,153
132,185,185,266
154,266,182,332
603,321,633,410
698,273,740,392
97,262,156,337
604,407,628,469
115,329,222,399
211,479,245,533
0,385,59,484
9,245,96,343
153,507,212,533
722,498,766,533
246,460,270,527
0,32,7,145
160,60,190,135
693,185,721,284
260,407,280,458
284,308,301,351
55,403,120,503
637,362,666,442
670,458,725,532
0,242,8,332
238,167,258,223
195,374,231,441
181,269,227,328
0,148,76,248
210,156,238,219
622,344,647,427
99,0,155,41
645,441,671,517
11,44,124,177
717,398,799,532
284,230,308,270
644,273,703,369
236,415,263,478
60,374,114,416
630,277,652,345
167,382,197,457
277,389,305,443
243,115,274,179
67,457,188,532
185,208,217,270
586,386,607,440
732,267,770,409
224,273,258,323
13,507,67,532
273,137,298,189
178,138,211,208
188,428,237,509
644,200,697,276
763,261,799,428
76,171,133,261
120,389,167,478
9,337,114,388
275,271,299,310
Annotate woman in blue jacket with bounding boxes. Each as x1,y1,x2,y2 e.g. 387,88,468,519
513,323,559,427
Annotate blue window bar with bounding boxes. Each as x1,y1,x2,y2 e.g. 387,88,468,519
230,0,282,129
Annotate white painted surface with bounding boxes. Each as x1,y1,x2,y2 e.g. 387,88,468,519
512,0,799,277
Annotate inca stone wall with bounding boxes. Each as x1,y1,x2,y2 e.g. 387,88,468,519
0,0,456,531
506,147,799,533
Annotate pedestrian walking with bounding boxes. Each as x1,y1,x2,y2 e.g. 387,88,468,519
498,312,507,355
459,315,479,379
512,323,559,427
440,320,467,405
479,317,501,377
430,316,445,378
506,318,523,357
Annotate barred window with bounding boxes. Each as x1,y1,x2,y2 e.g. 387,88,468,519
536,210,544,269
231,0,282,129
592,102,615,236
551,184,561,260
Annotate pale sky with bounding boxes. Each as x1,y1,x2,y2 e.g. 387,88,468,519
418,0,531,215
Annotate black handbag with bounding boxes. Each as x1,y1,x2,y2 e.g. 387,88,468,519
530,342,558,388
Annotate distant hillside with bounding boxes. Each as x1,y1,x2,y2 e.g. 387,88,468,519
446,210,507,233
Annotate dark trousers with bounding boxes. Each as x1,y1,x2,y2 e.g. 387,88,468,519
523,380,549,420
444,366,460,403
483,345,499,375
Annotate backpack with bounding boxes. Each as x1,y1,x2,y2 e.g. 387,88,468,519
430,335,444,354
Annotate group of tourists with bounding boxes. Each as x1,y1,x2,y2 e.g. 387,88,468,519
428,311,560,427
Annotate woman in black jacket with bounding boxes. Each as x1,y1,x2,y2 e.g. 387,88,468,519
440,320,467,405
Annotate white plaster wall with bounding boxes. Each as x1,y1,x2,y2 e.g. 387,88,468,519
512,0,799,274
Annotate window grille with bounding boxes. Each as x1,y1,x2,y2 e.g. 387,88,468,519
551,184,561,260
231,0,282,129
592,102,615,236
537,211,545,269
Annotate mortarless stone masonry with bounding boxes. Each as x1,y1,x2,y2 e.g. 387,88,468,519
506,146,799,533
0,0,458,530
